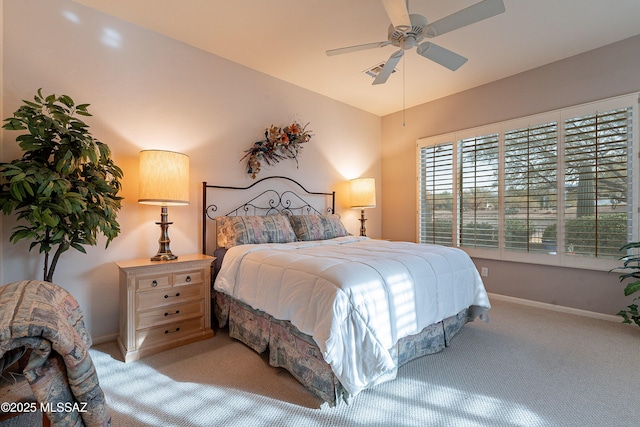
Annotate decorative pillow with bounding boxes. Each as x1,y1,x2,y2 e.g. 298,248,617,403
288,214,349,241
215,214,297,248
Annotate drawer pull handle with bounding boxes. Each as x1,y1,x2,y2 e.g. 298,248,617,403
151,280,158,287
164,293,181,298
185,275,191,282
164,310,180,316
165,327,181,334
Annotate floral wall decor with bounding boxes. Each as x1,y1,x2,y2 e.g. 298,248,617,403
242,121,312,178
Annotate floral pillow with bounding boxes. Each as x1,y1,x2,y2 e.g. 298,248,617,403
288,214,349,241
215,214,297,248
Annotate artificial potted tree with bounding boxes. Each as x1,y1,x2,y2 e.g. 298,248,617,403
0,89,123,282
613,242,640,328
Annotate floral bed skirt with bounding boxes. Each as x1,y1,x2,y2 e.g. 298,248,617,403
213,290,472,406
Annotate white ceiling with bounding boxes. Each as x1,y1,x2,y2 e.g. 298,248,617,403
73,0,640,117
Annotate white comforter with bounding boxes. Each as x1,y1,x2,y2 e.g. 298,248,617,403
214,236,490,396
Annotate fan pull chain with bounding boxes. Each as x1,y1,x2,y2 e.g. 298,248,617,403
403,51,406,127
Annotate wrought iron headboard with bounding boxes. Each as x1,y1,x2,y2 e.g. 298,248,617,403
202,176,335,254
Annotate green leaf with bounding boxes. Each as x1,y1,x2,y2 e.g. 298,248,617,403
75,109,92,117
1,166,24,177
23,181,34,197
23,100,42,109
52,229,65,241
70,243,87,253
10,228,36,244
41,181,54,197
41,211,58,227
9,183,24,202
87,148,98,164
620,242,640,251
623,281,640,297
59,95,74,108
61,198,73,213
9,172,26,183
2,118,26,130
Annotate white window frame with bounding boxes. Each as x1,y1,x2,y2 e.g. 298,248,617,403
416,93,639,271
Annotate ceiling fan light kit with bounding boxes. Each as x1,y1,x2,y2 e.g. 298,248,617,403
326,0,505,85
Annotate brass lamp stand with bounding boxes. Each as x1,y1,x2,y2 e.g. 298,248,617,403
358,208,367,237
152,206,176,261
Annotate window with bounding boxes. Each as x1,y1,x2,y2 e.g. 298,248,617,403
418,142,454,246
503,122,557,254
417,94,639,270
563,108,632,259
459,134,499,249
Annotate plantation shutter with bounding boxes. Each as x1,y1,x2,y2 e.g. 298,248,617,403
458,134,499,249
418,143,454,245
563,107,632,258
503,122,558,253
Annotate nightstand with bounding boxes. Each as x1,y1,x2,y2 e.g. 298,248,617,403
115,254,215,362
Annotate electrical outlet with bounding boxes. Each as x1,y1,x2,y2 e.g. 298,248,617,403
481,267,489,277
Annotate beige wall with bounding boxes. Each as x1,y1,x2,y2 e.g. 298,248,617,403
1,0,381,339
4,0,639,337
381,35,640,315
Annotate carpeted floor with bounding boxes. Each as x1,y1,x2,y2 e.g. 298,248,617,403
3,299,639,426
90,299,639,427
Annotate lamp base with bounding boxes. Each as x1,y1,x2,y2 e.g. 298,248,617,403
359,209,367,237
151,206,178,261
150,252,178,262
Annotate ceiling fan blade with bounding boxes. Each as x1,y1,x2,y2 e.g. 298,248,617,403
373,50,404,85
425,0,505,38
382,0,411,29
326,41,391,56
416,42,468,71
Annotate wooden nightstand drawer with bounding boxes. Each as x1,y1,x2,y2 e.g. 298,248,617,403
116,254,215,362
137,300,204,330
137,283,203,311
137,274,171,291
173,270,203,286
136,317,204,350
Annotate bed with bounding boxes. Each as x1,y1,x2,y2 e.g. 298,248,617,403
202,176,490,406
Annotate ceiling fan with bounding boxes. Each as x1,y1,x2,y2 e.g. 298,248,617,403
326,0,505,85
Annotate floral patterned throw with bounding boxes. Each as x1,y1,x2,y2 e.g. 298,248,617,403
0,280,110,426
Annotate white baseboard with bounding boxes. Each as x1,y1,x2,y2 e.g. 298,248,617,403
92,333,118,346
488,293,622,323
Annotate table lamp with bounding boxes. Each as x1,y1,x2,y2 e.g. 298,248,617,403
138,150,190,261
350,177,376,237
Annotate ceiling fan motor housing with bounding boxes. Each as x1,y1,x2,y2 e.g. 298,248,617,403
388,14,428,49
